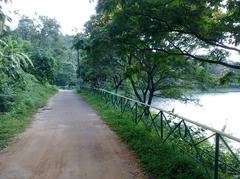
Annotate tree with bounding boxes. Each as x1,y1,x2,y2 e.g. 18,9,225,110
14,17,38,42
76,15,125,92
76,0,240,105
72,33,85,80
14,15,77,87
97,0,240,69
37,16,62,48
15,15,64,50
54,62,77,87
29,49,55,84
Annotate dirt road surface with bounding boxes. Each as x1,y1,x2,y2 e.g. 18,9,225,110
0,90,146,179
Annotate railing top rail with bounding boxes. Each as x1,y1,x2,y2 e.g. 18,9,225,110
99,88,240,143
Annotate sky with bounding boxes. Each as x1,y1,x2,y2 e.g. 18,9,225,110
2,0,239,62
4,0,97,35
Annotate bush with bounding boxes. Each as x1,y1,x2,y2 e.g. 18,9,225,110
0,75,15,113
0,76,57,148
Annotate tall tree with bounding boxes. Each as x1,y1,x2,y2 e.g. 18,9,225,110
72,33,85,80
76,0,240,105
14,15,77,86
97,0,240,69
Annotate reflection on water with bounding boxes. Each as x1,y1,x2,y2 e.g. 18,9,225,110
152,92,240,138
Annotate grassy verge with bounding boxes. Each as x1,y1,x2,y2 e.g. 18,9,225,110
80,92,208,179
0,80,57,149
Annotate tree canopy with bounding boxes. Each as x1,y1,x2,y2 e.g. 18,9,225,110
0,4,77,112
75,0,240,104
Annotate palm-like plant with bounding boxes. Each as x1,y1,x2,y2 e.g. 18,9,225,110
0,38,33,79
0,38,33,113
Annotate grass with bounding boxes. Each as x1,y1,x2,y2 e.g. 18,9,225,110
0,80,57,149
79,92,208,179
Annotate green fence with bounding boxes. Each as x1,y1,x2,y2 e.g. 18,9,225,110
81,87,240,179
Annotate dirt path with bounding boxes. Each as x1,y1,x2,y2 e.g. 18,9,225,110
0,90,146,179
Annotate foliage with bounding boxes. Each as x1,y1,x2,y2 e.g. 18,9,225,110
14,15,77,86
54,62,77,86
0,10,77,114
0,37,34,112
0,74,14,112
0,38,33,79
77,16,215,104
72,33,84,79
75,0,240,104
97,0,240,67
28,49,56,84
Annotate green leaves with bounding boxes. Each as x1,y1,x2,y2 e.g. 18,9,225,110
77,0,240,105
29,49,56,84
0,38,33,79
219,70,236,85
72,33,86,50
0,37,34,113
0,74,15,113
0,39,8,47
0,13,66,114
18,53,34,67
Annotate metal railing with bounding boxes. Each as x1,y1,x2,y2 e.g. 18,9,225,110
81,87,240,179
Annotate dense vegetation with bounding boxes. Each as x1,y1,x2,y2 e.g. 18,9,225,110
0,78,56,148
75,0,240,104
0,1,77,148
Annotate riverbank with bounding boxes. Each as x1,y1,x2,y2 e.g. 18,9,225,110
186,88,240,95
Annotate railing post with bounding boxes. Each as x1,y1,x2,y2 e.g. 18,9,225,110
120,98,123,113
135,103,138,123
160,111,164,140
214,133,220,179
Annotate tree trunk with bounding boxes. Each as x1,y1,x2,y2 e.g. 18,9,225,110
147,89,154,106
130,78,143,102
76,50,80,79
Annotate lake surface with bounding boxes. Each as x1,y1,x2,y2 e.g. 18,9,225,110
152,92,240,139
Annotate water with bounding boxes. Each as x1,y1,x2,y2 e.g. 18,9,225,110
152,92,240,139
